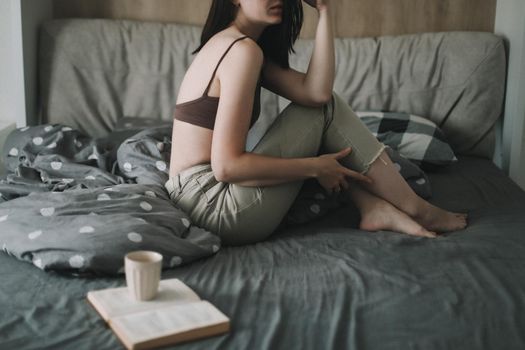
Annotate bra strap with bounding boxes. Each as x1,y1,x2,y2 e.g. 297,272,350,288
202,35,249,96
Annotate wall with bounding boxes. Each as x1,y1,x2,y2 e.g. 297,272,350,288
0,0,26,127
0,0,52,128
53,0,496,38
21,0,54,126
494,0,525,189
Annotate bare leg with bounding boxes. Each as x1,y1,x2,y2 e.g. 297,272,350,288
345,183,437,238
355,149,468,233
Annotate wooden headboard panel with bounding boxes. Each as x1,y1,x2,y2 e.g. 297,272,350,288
53,0,496,38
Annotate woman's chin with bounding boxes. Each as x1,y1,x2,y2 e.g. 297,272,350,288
267,17,282,24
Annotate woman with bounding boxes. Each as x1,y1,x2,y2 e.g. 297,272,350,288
165,0,468,246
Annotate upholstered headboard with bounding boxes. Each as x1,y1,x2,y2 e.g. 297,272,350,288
39,19,506,158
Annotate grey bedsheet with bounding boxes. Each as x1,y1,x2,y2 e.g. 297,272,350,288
1,155,525,350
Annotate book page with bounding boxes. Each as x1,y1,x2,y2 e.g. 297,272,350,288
87,278,201,320
109,301,229,344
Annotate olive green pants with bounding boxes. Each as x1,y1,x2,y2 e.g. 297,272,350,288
164,92,386,246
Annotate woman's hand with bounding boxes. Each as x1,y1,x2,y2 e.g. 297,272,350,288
303,0,330,12
314,148,373,194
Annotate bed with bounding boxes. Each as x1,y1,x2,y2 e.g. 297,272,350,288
2,19,525,350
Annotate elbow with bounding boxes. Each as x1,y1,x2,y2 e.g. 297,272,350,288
310,91,333,107
211,163,230,183
211,157,235,183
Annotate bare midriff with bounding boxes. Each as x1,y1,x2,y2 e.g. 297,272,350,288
168,119,214,178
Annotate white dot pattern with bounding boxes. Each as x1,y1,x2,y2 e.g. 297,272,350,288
155,161,167,171
33,259,43,269
156,142,164,151
123,162,132,172
181,218,190,228
62,178,74,184
46,142,57,149
51,161,63,170
85,175,96,180
393,163,402,172
310,204,321,214
62,126,73,132
97,193,111,201
170,256,182,267
44,125,53,132
140,201,152,211
88,153,98,160
416,178,426,185
69,255,85,268
40,207,55,216
28,230,42,240
0,215,8,222
8,148,18,156
127,232,143,243
79,226,95,233
20,126,30,132
32,137,43,145
145,191,156,198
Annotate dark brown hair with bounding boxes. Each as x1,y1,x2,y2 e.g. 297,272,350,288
191,0,304,69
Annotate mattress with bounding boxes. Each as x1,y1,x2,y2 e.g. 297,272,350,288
2,155,525,350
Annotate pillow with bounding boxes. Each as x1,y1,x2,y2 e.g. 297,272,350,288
356,111,458,171
282,146,431,227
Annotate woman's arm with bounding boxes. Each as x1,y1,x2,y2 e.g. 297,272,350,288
211,39,318,186
261,0,335,107
211,38,369,188
304,0,335,102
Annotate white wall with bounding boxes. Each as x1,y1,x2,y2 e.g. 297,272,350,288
0,0,26,127
495,0,525,190
0,0,52,128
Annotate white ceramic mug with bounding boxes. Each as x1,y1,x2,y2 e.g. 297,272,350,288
125,251,163,301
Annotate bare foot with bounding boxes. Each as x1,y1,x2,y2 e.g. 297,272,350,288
359,198,437,238
413,202,468,233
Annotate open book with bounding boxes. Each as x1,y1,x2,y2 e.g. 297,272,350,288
87,278,230,350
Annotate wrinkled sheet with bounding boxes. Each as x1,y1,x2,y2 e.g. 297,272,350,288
0,123,220,275
1,155,525,349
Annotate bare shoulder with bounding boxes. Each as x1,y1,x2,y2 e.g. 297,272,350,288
222,36,263,70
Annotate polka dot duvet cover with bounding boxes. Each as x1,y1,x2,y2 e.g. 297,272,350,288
0,122,220,276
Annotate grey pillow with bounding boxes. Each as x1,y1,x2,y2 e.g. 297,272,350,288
283,146,431,227
356,111,458,171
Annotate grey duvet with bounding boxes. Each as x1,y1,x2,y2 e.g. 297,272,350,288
0,122,221,275
2,123,525,349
